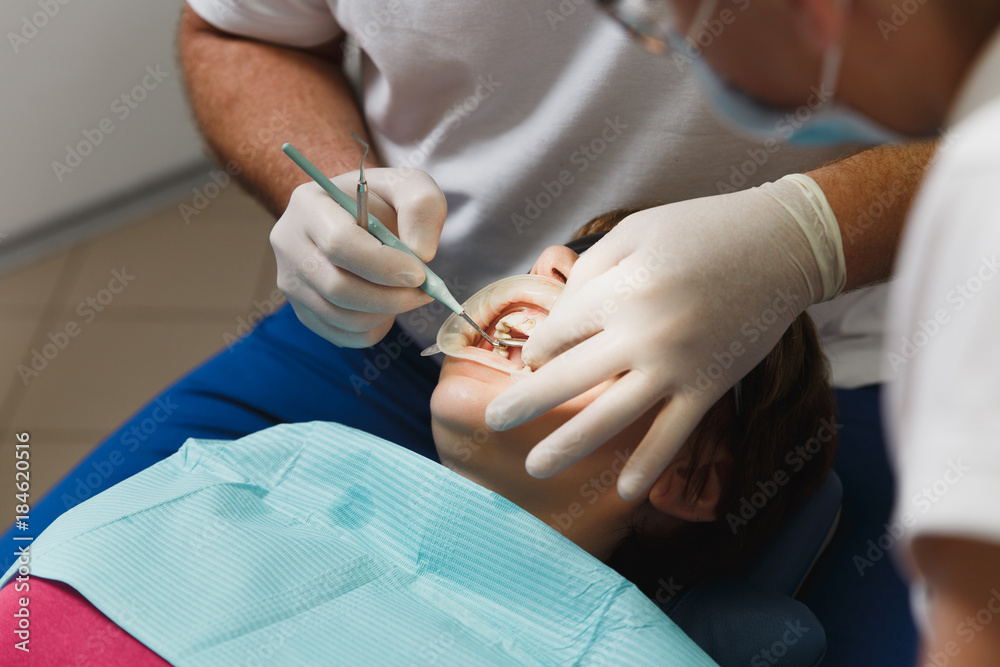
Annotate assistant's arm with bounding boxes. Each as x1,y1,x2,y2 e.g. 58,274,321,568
807,139,939,291
911,537,1000,666
178,4,377,217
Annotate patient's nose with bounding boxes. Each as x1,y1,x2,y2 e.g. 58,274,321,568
530,245,578,284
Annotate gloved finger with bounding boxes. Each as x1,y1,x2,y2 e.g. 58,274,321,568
304,194,429,288
279,238,434,316
287,286,394,334
312,265,435,315
486,331,626,431
559,228,632,293
616,394,714,501
524,370,662,478
520,268,621,369
362,168,447,262
288,299,395,349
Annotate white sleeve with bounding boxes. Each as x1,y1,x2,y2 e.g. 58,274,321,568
884,104,1000,570
185,0,341,48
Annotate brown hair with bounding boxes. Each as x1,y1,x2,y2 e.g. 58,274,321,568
572,209,837,598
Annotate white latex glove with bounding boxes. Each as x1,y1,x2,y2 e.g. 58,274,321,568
485,174,846,499
271,168,446,347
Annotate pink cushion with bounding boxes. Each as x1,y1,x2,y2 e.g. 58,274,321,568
1,577,169,666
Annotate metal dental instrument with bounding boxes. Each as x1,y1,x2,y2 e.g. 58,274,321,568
350,132,369,230
281,142,524,349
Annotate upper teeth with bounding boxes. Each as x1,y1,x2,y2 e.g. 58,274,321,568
495,312,536,335
491,311,538,357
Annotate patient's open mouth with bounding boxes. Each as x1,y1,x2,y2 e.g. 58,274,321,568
474,302,550,367
427,274,563,374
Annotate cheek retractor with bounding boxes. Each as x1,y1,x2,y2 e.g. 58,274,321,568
421,275,563,372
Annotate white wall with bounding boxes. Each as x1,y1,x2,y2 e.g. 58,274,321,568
1,0,208,267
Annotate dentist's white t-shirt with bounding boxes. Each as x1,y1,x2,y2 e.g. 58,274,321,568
187,0,889,388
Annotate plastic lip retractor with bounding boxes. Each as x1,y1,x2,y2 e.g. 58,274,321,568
281,141,522,350
421,274,564,374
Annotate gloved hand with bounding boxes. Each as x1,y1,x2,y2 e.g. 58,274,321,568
485,174,846,499
271,167,447,347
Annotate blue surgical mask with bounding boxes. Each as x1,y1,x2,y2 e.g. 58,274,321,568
667,31,905,147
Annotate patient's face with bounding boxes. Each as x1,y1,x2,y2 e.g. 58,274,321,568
430,245,665,542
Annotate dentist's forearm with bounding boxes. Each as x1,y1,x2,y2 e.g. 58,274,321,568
806,139,939,293
178,4,377,218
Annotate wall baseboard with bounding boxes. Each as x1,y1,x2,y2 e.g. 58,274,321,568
0,160,216,276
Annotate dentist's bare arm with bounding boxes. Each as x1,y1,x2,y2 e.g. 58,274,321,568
807,139,939,292
911,536,1000,666
178,5,444,347
178,4,376,216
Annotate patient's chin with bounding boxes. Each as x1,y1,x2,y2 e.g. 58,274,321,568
431,372,493,431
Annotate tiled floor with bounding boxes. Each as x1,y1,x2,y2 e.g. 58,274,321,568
0,186,280,510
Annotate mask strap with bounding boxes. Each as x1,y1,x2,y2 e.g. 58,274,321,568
819,43,843,101
685,0,719,45
820,0,851,100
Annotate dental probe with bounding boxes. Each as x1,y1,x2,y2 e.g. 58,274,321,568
350,132,369,230
281,142,524,349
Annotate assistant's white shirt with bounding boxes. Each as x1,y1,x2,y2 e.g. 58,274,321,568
188,0,888,387
882,29,1000,626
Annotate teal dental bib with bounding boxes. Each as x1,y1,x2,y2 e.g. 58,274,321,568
2,422,715,666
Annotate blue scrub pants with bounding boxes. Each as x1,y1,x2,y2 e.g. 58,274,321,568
2,304,916,665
